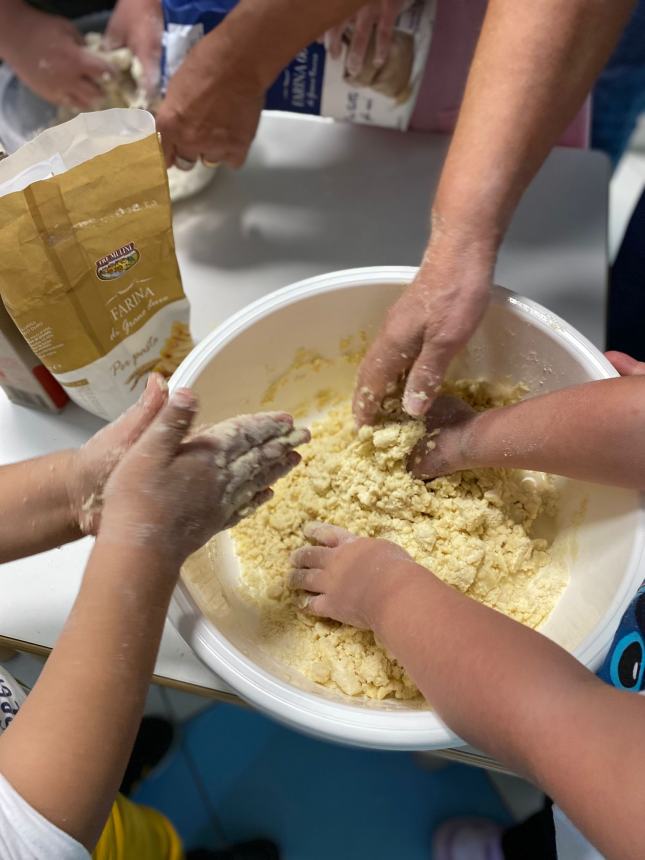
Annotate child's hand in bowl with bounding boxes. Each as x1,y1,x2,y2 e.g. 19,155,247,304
290,522,425,630
98,389,309,567
408,396,478,480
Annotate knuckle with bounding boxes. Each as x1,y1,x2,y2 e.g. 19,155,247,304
288,569,301,588
291,547,306,567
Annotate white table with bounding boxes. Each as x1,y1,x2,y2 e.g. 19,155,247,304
0,114,609,721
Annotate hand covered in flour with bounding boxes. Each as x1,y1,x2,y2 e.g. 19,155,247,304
67,374,168,536
290,522,422,629
408,395,478,480
99,389,309,566
0,3,114,108
353,231,495,425
105,0,164,97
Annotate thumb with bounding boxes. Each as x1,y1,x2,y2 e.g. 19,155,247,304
155,111,176,169
138,387,198,460
402,339,450,418
102,24,124,51
303,521,358,548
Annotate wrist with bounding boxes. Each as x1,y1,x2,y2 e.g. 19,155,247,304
89,536,180,603
97,503,189,572
453,411,488,472
94,526,181,581
199,11,274,92
426,209,501,266
52,450,85,536
65,449,98,535
369,560,438,639
457,408,501,472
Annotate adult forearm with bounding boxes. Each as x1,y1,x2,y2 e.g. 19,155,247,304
465,378,645,488
0,451,82,562
0,540,177,849
432,0,634,243
202,0,366,87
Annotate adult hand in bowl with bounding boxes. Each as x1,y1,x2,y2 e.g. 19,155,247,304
0,2,113,109
327,0,405,76
353,228,495,425
104,0,164,98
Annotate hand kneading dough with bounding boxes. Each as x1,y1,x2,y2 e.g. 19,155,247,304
232,380,567,702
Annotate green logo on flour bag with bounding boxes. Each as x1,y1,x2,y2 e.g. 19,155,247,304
96,242,141,281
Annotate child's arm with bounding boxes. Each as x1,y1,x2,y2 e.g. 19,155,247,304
291,524,645,859
0,390,308,851
0,375,167,564
410,376,645,487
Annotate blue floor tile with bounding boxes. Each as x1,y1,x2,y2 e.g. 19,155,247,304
133,741,221,849
138,702,513,858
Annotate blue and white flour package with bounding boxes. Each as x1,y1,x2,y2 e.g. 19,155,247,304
162,0,436,130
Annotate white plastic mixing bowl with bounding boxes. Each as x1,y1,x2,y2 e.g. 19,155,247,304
168,266,645,750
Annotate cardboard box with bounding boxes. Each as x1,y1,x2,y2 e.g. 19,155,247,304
0,300,68,412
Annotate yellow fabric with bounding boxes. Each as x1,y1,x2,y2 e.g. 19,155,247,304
92,793,184,860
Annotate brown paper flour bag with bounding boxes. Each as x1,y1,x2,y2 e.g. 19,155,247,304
0,108,191,420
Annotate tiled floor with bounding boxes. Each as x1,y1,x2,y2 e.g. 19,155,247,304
133,702,513,858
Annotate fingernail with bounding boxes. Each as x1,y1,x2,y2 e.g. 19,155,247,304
140,375,154,406
374,53,386,68
143,373,168,407
303,521,323,538
347,58,360,77
172,388,196,410
403,391,429,416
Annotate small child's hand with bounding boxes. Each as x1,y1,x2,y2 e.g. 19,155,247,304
290,522,423,629
100,389,309,566
408,396,477,480
68,374,169,535
605,351,645,376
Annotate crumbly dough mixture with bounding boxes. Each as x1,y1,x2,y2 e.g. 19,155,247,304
232,381,567,701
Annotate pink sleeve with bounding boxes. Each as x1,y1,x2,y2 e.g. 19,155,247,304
410,0,589,149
